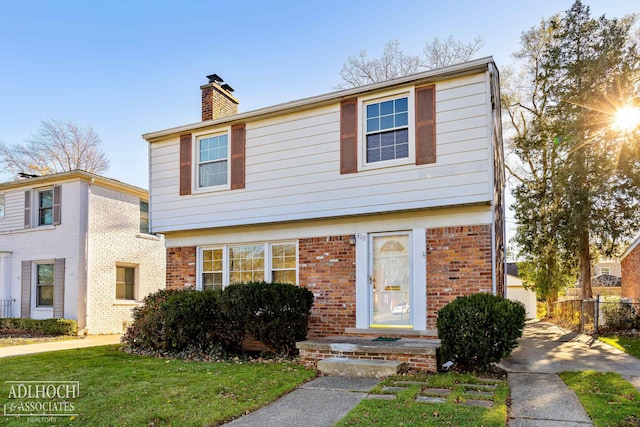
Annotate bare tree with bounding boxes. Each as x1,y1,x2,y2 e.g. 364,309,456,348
337,36,484,88
423,35,484,70
0,119,110,177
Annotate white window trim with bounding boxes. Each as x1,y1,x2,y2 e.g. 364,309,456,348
600,267,611,275
32,260,54,311
115,263,138,302
192,127,232,193
196,241,298,290
0,193,5,220
357,87,416,172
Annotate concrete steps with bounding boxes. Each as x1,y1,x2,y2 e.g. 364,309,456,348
317,357,404,378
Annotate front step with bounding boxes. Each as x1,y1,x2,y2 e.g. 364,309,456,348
318,357,404,378
297,336,440,373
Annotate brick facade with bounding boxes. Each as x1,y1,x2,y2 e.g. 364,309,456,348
298,236,356,338
166,246,196,290
164,225,494,336
426,225,493,330
621,245,640,301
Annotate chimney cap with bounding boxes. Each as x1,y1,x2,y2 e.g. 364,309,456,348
206,73,223,83
221,83,234,93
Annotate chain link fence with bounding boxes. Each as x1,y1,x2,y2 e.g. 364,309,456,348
553,296,640,334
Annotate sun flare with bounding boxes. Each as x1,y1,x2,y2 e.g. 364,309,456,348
613,106,640,131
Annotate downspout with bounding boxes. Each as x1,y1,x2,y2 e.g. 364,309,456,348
83,178,94,334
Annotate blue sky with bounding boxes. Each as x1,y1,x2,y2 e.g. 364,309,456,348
1,0,637,193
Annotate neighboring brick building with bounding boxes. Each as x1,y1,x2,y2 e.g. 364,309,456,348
621,235,640,301
143,58,505,338
0,170,166,333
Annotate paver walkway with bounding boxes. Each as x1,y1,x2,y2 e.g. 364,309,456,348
500,320,640,426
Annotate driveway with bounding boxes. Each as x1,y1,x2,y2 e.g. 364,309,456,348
501,320,640,389
500,320,640,426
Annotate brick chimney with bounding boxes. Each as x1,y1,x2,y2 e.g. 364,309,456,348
201,74,239,121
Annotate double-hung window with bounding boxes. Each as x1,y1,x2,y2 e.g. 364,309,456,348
199,242,297,290
35,262,54,307
365,96,409,163
38,189,54,226
197,133,228,188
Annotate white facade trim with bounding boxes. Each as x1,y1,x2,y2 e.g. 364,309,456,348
164,206,492,248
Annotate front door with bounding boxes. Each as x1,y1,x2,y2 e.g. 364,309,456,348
369,232,412,328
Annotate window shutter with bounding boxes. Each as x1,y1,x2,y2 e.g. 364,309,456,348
52,185,62,225
179,134,192,196
53,258,65,318
340,98,358,174
21,261,31,318
230,124,246,190
24,191,31,229
415,84,436,165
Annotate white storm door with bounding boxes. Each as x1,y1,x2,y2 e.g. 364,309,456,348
369,232,413,328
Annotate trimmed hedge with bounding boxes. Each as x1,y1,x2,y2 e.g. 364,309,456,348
122,282,314,357
436,293,526,372
0,318,78,336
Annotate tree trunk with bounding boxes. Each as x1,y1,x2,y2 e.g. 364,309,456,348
578,228,592,300
546,290,558,318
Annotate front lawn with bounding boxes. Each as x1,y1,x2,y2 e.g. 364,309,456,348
0,345,315,426
598,335,640,359
560,371,640,427
336,372,508,427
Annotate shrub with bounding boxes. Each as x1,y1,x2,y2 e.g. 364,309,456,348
600,296,637,332
122,289,180,351
163,290,221,352
230,282,315,355
0,318,77,336
122,283,314,357
436,293,526,372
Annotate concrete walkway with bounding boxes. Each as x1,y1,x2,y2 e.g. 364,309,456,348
500,320,640,426
0,335,122,358
223,376,379,427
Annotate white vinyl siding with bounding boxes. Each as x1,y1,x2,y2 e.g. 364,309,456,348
149,73,492,233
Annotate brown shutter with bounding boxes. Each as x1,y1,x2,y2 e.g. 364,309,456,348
415,84,436,165
179,134,192,195
52,185,61,225
53,258,65,318
230,124,246,190
340,98,358,174
24,191,31,229
21,261,31,318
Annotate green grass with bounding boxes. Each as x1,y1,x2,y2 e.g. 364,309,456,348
599,335,640,359
560,371,640,427
336,372,508,427
0,345,316,426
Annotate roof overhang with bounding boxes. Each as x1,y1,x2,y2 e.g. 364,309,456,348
0,170,148,199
